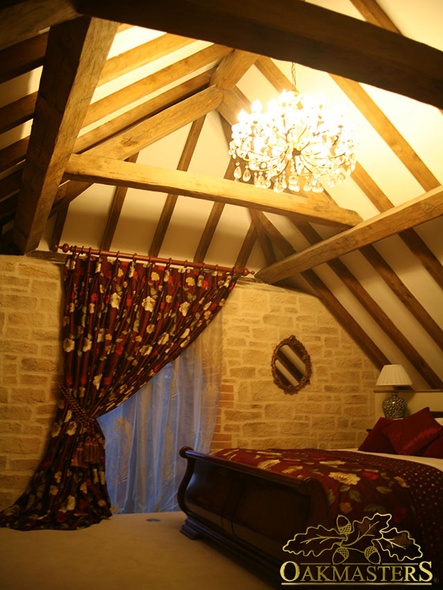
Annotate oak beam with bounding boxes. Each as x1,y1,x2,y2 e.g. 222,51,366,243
75,71,213,154
65,154,363,226
249,212,390,369
150,116,205,256
0,93,37,135
360,244,443,350
52,79,217,213
0,0,78,50
300,269,390,369
352,165,443,290
210,49,258,90
194,202,225,264
249,209,275,266
83,44,231,128
87,86,224,160
75,0,443,108
98,33,195,86
331,75,441,191
12,17,119,253
257,186,443,283
349,0,401,33
0,139,29,174
0,32,47,83
235,222,257,269
101,153,140,251
193,154,238,263
296,222,443,387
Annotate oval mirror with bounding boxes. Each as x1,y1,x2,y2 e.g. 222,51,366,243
271,335,312,394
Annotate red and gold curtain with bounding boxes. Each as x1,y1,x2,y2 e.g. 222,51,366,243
0,252,241,529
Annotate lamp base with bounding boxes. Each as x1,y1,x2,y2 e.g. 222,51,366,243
383,392,407,419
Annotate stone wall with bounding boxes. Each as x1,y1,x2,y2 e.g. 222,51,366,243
0,256,64,511
0,256,378,511
211,279,378,451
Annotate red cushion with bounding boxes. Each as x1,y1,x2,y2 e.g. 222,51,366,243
424,432,443,459
383,407,443,455
358,417,396,453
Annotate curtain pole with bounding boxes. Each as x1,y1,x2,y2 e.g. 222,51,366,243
56,243,253,276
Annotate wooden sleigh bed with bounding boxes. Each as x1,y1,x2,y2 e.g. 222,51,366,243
177,408,443,586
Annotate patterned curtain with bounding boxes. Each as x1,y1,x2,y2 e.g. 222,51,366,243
0,252,240,530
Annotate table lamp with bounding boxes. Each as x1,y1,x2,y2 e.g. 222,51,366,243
375,364,412,419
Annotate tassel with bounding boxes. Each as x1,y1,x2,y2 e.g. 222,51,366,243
71,442,85,467
71,437,101,467
84,437,100,464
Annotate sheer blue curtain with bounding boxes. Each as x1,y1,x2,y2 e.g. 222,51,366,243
98,313,222,513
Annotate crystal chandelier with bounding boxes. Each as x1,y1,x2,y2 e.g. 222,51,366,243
229,70,356,193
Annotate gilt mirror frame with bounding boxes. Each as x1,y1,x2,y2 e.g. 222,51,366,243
271,335,312,394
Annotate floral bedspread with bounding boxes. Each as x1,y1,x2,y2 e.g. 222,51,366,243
213,448,443,581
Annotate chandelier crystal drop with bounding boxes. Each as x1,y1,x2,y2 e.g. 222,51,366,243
229,90,357,193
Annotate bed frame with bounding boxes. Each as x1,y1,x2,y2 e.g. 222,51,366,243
177,446,332,582
178,411,443,583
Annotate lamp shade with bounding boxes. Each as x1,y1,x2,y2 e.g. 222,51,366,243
375,364,412,388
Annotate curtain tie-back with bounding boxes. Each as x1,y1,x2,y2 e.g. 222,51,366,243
61,385,101,467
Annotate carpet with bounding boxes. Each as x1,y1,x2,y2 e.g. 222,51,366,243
0,512,275,590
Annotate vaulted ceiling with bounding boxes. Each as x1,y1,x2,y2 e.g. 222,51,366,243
1,0,442,390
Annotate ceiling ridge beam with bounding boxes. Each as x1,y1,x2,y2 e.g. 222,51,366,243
351,0,443,122
256,186,443,283
75,0,443,108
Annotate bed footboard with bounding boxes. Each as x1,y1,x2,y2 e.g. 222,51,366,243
177,447,332,581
